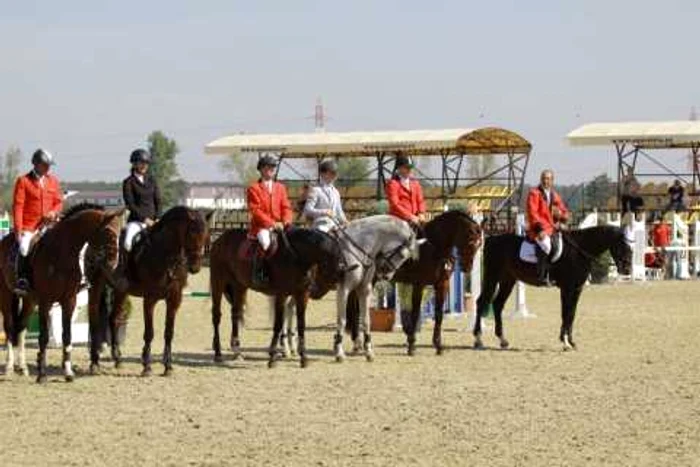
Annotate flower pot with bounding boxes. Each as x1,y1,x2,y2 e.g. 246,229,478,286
370,307,395,332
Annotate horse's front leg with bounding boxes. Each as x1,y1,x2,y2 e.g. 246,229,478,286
294,292,308,368
88,280,105,373
268,295,285,368
281,296,296,358
110,290,129,369
14,299,33,377
60,295,78,382
36,301,52,384
407,284,423,356
334,286,350,362
141,295,157,376
358,284,374,362
163,292,182,376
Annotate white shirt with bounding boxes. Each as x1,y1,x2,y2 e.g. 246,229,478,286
400,176,411,190
135,174,145,184
543,188,551,205
264,180,273,193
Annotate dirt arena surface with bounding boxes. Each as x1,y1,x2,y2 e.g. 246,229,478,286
1,272,699,466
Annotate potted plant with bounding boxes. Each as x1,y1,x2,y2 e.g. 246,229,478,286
370,280,395,332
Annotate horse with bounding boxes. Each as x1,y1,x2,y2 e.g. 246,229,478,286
473,225,633,351
333,215,421,362
0,203,122,382
209,226,343,368
88,206,212,376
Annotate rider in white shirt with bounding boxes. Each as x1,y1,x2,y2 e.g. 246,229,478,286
304,159,348,232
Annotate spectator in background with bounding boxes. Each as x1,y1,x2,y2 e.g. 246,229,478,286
621,179,644,216
651,216,671,248
667,179,685,211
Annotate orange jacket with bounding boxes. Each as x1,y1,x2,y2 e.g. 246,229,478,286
13,171,63,233
386,177,426,221
247,180,293,236
526,186,568,240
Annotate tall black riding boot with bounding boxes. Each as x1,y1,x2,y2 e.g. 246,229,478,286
535,248,551,286
252,254,269,287
14,255,31,295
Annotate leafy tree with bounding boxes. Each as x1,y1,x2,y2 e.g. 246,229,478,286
220,153,258,184
584,173,615,209
147,131,184,208
337,157,370,187
0,146,22,211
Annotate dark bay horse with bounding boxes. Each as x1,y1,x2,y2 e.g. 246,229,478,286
345,210,482,355
88,206,212,376
209,227,342,368
474,225,633,350
0,204,122,382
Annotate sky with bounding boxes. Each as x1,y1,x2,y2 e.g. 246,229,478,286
1,0,698,184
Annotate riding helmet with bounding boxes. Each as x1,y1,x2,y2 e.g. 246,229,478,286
31,149,55,166
319,159,338,174
257,154,278,171
130,148,151,164
394,154,414,170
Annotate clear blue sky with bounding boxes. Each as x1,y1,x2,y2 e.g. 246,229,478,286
1,0,698,183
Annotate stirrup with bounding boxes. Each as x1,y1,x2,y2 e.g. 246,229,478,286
14,279,30,296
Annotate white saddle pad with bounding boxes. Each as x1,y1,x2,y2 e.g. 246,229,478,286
519,234,563,264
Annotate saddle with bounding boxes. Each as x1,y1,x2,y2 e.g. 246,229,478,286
238,234,280,287
7,230,45,291
519,232,563,264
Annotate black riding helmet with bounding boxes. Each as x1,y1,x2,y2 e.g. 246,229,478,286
130,148,151,164
319,159,338,174
394,154,414,171
32,148,55,166
257,154,278,171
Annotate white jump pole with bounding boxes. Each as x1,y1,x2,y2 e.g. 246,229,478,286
467,213,484,331
672,213,691,280
693,221,700,278
510,213,534,319
630,212,647,282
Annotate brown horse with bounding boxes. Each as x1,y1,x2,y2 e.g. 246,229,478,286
209,227,342,368
345,210,482,355
88,206,212,376
0,204,122,382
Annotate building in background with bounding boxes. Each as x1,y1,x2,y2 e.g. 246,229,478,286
182,182,246,210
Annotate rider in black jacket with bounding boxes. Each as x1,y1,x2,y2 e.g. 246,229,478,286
122,148,161,252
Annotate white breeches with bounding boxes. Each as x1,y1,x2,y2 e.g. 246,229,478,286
18,231,37,257
535,234,552,255
257,229,272,251
124,222,146,252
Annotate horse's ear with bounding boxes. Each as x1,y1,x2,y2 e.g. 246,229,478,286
204,210,215,223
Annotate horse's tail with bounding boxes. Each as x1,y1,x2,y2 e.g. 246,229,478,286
9,294,21,345
345,290,360,339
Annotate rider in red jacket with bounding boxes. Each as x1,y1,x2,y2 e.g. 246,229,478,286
12,149,63,294
386,155,426,228
526,169,569,285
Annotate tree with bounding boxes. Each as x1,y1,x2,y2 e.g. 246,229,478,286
0,146,22,211
220,153,258,184
337,157,370,187
147,131,184,208
584,173,616,209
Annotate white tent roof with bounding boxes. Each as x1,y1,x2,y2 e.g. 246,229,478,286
567,121,700,148
205,127,531,158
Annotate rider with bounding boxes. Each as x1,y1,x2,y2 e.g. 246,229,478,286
526,169,569,285
12,149,63,295
123,148,161,253
247,155,293,282
304,159,357,275
386,155,426,229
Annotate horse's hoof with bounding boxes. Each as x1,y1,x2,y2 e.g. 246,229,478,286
365,353,374,363
213,354,223,364
142,367,152,377
20,366,29,377
335,354,345,363
299,357,308,368
500,339,510,349
435,346,444,356
474,340,485,350
163,368,173,377
36,374,47,384
3,368,14,379
267,359,277,369
64,374,75,383
114,360,122,370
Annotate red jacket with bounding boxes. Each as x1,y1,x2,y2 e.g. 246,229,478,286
13,171,63,233
526,186,568,240
386,177,426,221
247,180,293,236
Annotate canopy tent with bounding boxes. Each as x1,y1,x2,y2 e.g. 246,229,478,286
205,127,531,158
567,121,700,206
205,127,532,230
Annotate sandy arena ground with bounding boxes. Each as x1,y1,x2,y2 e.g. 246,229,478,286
1,272,699,466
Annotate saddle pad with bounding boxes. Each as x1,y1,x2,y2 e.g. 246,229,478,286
519,234,563,264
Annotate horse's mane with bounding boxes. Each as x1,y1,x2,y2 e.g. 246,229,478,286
151,206,192,232
62,202,105,220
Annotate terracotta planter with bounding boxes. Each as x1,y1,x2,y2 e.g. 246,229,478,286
370,308,395,332
0,331,6,346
